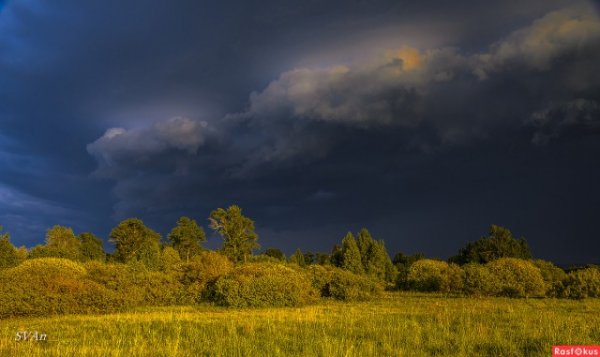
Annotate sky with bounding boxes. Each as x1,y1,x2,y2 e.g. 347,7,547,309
0,0,599,264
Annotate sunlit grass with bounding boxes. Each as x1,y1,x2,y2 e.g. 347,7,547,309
1,293,598,356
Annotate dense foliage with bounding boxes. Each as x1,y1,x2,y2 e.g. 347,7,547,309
206,263,317,307
209,205,259,263
450,225,532,265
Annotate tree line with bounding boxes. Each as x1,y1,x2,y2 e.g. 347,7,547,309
0,205,599,318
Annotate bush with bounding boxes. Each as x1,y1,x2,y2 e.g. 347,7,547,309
304,264,335,295
174,251,233,302
84,261,183,306
533,260,567,297
462,263,496,296
159,246,182,272
323,268,383,301
486,258,546,297
207,263,317,307
406,259,463,293
0,258,121,317
561,267,600,299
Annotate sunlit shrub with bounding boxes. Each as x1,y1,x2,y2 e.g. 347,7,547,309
207,263,318,307
304,264,335,295
323,268,383,301
159,246,182,272
0,258,120,317
84,261,183,306
462,263,496,296
406,259,463,293
561,267,600,299
533,260,567,297
486,258,546,297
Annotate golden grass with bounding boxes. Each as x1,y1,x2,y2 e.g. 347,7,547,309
1,293,598,356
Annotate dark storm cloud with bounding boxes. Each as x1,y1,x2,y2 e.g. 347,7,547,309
88,5,600,169
1,0,599,262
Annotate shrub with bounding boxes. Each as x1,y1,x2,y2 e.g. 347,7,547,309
207,263,317,307
159,246,182,272
406,259,464,293
0,258,121,317
177,251,233,284
247,254,284,264
561,267,600,299
533,260,567,297
171,251,233,303
15,257,87,278
304,264,335,295
323,269,383,301
462,263,496,296
486,258,546,297
84,261,183,306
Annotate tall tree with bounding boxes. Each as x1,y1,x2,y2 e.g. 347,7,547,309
45,225,81,260
167,216,206,262
357,228,396,282
78,232,106,261
341,232,364,274
0,226,21,268
330,244,343,267
209,205,259,263
449,224,532,265
110,218,161,268
356,228,374,268
365,240,395,281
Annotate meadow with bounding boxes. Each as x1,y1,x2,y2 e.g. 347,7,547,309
1,293,598,357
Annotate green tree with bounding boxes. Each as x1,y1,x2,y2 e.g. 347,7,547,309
330,244,343,267
356,228,374,267
209,205,259,263
44,225,81,260
0,226,21,269
289,249,306,266
341,233,364,274
167,216,206,262
264,247,285,261
109,218,161,268
450,225,532,265
365,240,396,282
78,232,106,261
356,228,395,282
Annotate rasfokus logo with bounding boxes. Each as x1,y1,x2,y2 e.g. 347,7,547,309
553,346,600,356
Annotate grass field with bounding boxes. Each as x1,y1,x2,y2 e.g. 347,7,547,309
1,293,598,356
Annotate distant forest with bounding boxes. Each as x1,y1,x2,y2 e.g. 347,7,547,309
0,205,599,317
